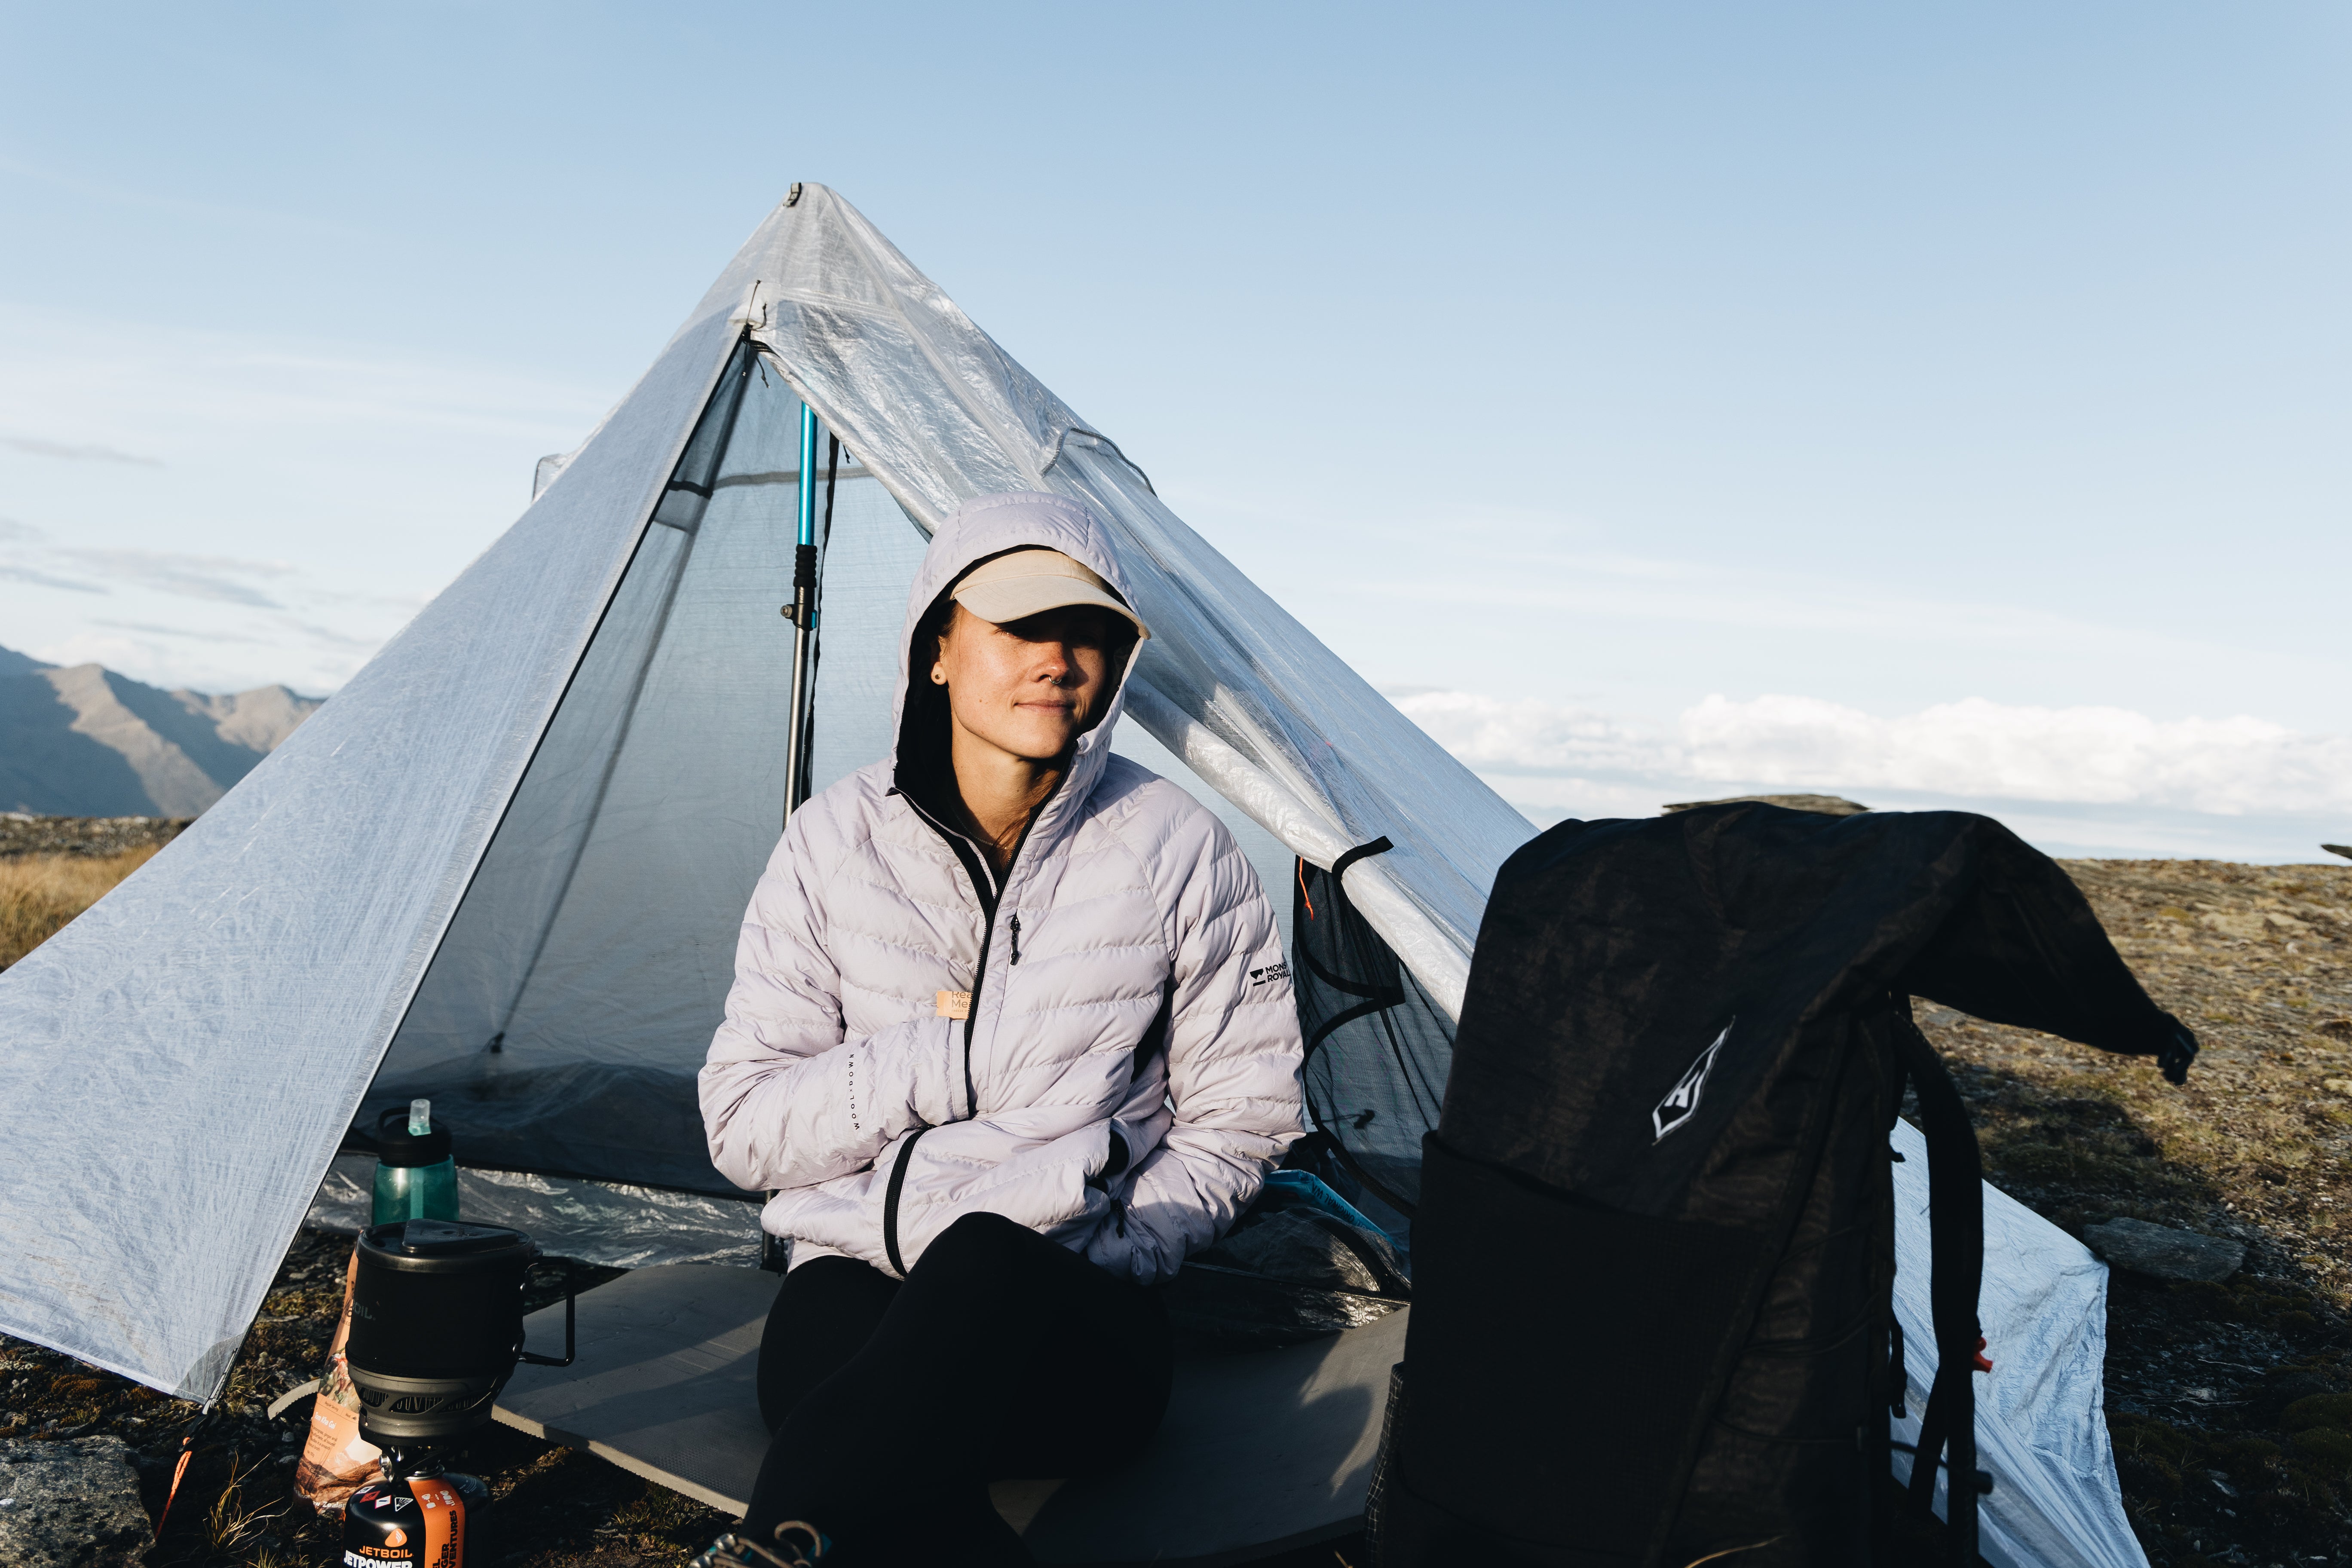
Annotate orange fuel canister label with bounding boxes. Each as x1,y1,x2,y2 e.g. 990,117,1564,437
343,1476,464,1568
416,1479,466,1568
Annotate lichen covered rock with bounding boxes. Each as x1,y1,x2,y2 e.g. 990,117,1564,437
0,1436,149,1568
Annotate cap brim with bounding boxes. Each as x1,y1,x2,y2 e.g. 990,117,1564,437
953,579,1150,640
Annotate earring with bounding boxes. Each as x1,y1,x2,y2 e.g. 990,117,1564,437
931,668,946,685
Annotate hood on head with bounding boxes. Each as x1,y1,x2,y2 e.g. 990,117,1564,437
890,491,1141,795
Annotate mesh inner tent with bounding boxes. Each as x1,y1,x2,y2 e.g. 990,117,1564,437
1291,858,1458,1223
366,341,820,1193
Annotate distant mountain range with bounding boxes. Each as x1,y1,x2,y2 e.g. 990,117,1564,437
0,645,322,817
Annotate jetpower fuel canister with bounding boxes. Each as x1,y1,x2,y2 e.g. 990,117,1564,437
343,1472,466,1568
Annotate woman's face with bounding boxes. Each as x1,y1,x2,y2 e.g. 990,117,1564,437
933,602,1124,763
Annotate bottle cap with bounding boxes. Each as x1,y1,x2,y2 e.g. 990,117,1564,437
377,1104,453,1168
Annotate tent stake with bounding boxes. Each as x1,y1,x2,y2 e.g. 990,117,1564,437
782,401,819,824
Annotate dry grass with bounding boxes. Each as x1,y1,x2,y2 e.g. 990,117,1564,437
0,845,156,968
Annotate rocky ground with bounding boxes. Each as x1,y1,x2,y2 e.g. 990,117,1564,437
0,1222,1372,1568
2,852,2345,1567
0,1233,710,1568
1917,857,2352,1568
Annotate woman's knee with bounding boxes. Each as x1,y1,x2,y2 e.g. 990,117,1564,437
934,1208,1033,1252
758,1255,898,1431
910,1209,1037,1281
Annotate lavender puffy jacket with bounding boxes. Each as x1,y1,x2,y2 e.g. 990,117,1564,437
699,492,1305,1283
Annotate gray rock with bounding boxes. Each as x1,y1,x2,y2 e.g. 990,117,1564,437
2083,1217,2245,1283
2323,843,2351,862
0,1436,150,1568
1662,794,1871,817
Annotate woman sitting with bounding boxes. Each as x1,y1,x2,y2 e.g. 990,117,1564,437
700,490,1305,1565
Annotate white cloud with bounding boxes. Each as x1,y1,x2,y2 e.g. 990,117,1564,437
94,618,274,645
1389,689,2352,821
0,433,164,466
31,631,164,674
0,561,106,594
58,547,295,609
1678,695,2352,817
1387,689,1668,776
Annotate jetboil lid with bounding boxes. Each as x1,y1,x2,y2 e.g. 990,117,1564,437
358,1219,535,1273
376,1104,453,1168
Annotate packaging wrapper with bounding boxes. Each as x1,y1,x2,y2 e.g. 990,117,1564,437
294,1247,382,1514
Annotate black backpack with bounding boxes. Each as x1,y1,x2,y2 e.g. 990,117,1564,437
1367,804,2195,1567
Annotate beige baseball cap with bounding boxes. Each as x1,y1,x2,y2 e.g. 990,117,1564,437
950,548,1150,640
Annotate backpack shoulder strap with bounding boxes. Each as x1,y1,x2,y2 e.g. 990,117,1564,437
1892,1008,1987,1564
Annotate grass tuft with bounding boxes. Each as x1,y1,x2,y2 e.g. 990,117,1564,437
206,1453,291,1558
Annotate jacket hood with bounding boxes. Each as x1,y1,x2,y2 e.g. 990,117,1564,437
889,490,1140,799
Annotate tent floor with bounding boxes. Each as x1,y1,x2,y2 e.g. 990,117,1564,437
495,1263,1405,1567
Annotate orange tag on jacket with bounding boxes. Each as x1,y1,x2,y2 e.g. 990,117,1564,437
936,990,971,1020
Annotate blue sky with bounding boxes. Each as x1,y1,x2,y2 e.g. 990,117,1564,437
2,2,2346,858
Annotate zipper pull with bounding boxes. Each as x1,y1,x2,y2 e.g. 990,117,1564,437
1008,912,1021,964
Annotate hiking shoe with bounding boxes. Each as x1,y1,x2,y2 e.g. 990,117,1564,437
690,1522,830,1568
772,1522,830,1565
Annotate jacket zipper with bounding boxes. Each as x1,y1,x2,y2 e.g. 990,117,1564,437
891,779,1062,1121
880,777,1061,1265
891,787,999,1118
955,798,1052,1114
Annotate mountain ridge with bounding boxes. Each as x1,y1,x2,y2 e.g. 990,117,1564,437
0,646,322,816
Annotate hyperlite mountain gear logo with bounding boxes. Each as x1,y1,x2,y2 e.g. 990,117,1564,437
1652,1021,1734,1142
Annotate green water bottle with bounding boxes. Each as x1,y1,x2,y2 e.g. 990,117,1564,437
372,1098,459,1225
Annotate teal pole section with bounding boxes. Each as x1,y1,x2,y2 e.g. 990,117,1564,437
783,401,821,825
796,402,819,548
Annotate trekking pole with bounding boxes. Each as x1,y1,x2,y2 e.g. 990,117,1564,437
767,401,826,1273
781,401,819,826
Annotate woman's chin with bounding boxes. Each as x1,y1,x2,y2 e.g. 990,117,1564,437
996,723,1082,761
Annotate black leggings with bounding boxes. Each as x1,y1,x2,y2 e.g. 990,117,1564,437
741,1211,1173,1565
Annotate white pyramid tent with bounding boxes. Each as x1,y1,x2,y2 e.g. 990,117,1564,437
0,185,1532,1403
0,186,2142,1568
